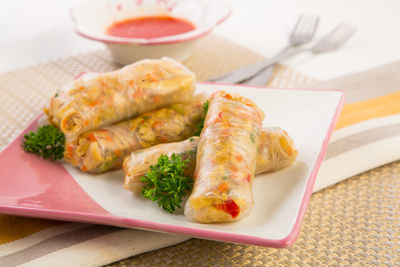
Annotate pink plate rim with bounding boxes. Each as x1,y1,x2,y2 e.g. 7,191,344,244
0,84,344,248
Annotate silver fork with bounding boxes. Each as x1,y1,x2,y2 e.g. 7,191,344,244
242,23,357,85
209,14,320,84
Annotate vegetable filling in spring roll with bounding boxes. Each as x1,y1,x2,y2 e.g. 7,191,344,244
123,136,199,193
45,57,196,138
64,99,204,173
123,127,297,193
185,91,265,223
256,127,298,174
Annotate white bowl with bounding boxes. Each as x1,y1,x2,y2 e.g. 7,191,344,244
70,0,231,65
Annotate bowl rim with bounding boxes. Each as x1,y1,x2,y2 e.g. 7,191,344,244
70,0,232,46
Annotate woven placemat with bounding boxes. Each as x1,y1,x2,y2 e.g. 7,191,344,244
0,35,398,266
109,161,400,266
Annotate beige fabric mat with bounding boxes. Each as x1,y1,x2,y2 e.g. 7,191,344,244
0,35,398,266
108,161,400,266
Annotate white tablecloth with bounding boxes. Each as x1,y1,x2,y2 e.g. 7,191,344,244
1,0,399,79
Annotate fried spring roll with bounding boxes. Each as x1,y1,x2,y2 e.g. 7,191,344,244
123,127,297,193
64,99,204,173
185,91,265,223
46,58,196,138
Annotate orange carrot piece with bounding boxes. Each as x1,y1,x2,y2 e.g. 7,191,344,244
217,182,229,193
236,154,244,162
87,133,97,142
152,121,163,128
153,95,162,103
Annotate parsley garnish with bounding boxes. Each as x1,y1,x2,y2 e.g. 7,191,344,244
203,99,209,114
193,100,209,136
23,125,65,161
250,132,255,143
141,153,193,213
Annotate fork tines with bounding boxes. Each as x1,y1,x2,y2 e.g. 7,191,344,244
313,23,357,52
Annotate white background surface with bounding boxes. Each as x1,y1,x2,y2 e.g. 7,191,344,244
1,0,399,79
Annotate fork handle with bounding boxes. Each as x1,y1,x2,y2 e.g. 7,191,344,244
241,65,275,86
242,47,311,86
209,47,294,84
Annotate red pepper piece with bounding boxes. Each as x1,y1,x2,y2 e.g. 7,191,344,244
216,199,240,219
246,173,251,183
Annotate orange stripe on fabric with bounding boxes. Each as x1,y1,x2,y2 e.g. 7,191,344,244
0,215,64,245
335,91,400,130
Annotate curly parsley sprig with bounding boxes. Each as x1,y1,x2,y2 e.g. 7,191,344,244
193,100,209,136
23,125,65,161
141,153,193,213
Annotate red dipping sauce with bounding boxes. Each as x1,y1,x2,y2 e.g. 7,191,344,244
106,16,196,39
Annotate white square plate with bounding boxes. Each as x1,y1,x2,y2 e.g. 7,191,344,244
0,83,343,247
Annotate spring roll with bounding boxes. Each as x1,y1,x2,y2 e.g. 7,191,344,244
185,91,265,223
45,58,196,139
123,136,199,192
64,99,204,173
123,127,297,193
256,127,297,173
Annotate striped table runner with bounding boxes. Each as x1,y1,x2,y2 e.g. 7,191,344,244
307,61,400,192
